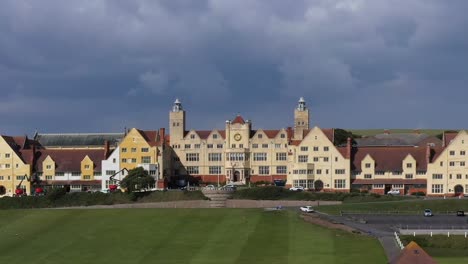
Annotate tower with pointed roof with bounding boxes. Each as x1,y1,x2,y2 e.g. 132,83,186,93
170,99,186,141
294,97,309,140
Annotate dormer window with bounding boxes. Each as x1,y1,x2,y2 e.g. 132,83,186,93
365,163,371,168
406,163,412,168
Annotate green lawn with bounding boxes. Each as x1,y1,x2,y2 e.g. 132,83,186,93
317,199,468,215
0,209,385,264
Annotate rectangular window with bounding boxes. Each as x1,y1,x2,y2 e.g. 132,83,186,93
186,166,199,174
276,166,287,174
121,148,127,153
228,153,245,161
71,172,81,176
213,134,218,139
275,144,281,149
298,155,308,163
431,184,443,194
94,172,102,176
461,161,465,166
405,174,413,179
209,166,221,174
16,175,25,180
276,153,287,161
217,144,223,149
457,174,462,179
373,184,384,189
121,158,127,163
190,134,195,139
55,172,65,176
300,146,308,151
0,176,3,180
5,164,11,169
364,174,372,179
186,153,200,162
316,169,322,175
313,157,319,162
45,175,52,180
375,171,385,175
207,144,213,149
141,148,149,152
259,166,270,175
195,144,201,149
365,163,371,168
131,148,137,153
252,144,258,149
149,170,156,175
46,165,52,170
5,153,10,158
253,153,267,161
432,174,443,179
84,165,90,169
239,144,244,148
131,158,137,163
335,169,345,174
83,175,91,180
450,161,455,166
262,144,268,148
324,157,329,162
440,161,443,166
106,170,116,176
185,144,191,149
334,179,346,189
406,163,412,168
449,151,455,156
313,146,319,151
231,144,236,148
141,156,151,164
208,153,222,161
324,146,329,151
393,184,404,188
461,151,466,156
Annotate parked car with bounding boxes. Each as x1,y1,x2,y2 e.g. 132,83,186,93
424,209,433,217
223,184,237,190
204,185,216,190
300,206,315,213
289,186,305,191
387,189,400,195
456,210,465,216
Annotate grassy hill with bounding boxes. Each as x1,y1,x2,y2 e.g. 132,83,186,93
0,209,385,264
348,129,448,137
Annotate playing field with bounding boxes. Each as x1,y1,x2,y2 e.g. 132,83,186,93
0,209,385,264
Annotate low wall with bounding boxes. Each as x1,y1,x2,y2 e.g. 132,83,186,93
400,229,468,236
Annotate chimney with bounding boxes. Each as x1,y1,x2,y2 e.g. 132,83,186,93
104,140,110,159
426,144,431,164
346,137,352,159
159,128,166,144
287,127,292,142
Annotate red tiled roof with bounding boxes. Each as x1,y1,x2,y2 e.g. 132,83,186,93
351,146,429,171
352,179,427,185
195,130,212,139
390,241,435,264
263,130,281,138
35,149,105,172
322,128,334,142
443,131,458,146
337,146,348,158
218,130,226,139
137,130,159,147
231,115,245,124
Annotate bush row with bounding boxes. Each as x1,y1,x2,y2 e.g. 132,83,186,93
0,189,207,210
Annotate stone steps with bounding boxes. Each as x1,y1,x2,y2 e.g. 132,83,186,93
202,189,234,208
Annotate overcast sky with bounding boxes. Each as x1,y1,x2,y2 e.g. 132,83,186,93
1,0,468,135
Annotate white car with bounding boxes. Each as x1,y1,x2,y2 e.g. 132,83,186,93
300,206,315,213
204,185,216,190
289,186,305,191
387,189,400,195
424,209,433,217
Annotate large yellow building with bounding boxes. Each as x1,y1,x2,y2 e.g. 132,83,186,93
1,98,468,197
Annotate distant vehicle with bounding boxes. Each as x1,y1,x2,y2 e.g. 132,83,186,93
300,206,315,213
387,189,400,195
204,185,216,190
223,184,237,190
424,209,433,217
289,186,304,191
456,210,465,216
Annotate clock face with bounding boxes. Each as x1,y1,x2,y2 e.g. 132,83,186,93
234,133,242,141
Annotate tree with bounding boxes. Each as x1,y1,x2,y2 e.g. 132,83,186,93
334,128,361,146
120,167,155,193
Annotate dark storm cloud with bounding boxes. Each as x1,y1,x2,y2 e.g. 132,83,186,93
1,0,468,135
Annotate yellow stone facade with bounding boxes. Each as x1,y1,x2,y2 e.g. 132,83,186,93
0,136,32,196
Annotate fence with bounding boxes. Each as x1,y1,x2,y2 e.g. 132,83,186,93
399,229,468,237
394,232,404,250
340,210,466,216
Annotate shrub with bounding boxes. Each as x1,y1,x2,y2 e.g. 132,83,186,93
411,191,426,196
